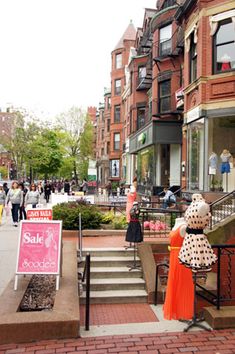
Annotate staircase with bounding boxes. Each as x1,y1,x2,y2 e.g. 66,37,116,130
210,190,235,229
78,248,148,304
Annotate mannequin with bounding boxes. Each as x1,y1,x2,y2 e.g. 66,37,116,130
126,185,137,223
208,152,218,175
220,149,232,174
163,217,194,320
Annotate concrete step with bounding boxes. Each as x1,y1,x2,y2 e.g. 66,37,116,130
83,278,145,291
78,266,143,279
204,306,235,329
82,247,136,257
80,256,141,267
80,289,148,304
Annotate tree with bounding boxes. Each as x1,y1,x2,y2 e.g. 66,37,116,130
78,114,94,180
56,107,87,184
0,166,8,179
29,129,63,179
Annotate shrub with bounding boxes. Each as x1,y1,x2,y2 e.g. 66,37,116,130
101,211,115,224
53,202,103,230
112,215,128,230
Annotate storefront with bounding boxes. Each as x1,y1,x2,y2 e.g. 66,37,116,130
129,121,182,195
186,106,235,193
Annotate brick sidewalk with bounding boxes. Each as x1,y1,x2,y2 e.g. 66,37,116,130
0,329,235,354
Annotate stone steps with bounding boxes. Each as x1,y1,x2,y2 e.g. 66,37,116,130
80,289,147,304
78,248,147,304
84,278,145,291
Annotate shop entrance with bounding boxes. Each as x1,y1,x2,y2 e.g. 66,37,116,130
160,144,170,186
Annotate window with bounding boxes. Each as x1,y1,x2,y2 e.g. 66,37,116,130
159,80,171,113
106,142,110,154
159,24,172,56
114,105,121,123
114,133,120,150
101,148,104,156
108,97,111,109
130,72,133,94
189,33,197,83
115,53,122,69
214,19,235,73
115,79,121,95
107,119,110,132
101,129,104,140
138,66,146,84
137,107,146,130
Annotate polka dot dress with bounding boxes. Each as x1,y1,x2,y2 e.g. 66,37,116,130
178,194,217,272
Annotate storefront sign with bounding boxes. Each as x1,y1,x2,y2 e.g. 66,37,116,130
15,220,62,290
27,208,52,220
186,106,200,123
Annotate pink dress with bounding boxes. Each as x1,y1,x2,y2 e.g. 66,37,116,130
126,192,137,222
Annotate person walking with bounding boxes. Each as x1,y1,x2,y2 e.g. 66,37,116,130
44,181,52,203
0,184,6,225
64,179,70,195
3,182,9,196
6,181,23,226
19,182,28,220
81,178,88,195
25,183,40,208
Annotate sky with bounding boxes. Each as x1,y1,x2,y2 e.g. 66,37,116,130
0,0,156,119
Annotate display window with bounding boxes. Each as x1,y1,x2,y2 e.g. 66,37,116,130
207,117,235,192
187,118,205,191
137,146,154,186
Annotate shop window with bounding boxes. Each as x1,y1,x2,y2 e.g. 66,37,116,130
137,146,154,186
115,53,122,69
115,79,121,95
213,19,235,73
188,119,205,191
189,32,197,83
159,24,172,56
114,105,121,123
159,80,171,113
114,133,120,150
137,107,146,130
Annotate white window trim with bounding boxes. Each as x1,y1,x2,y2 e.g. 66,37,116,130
209,9,235,36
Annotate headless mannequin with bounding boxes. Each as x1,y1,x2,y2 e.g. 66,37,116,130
172,217,186,237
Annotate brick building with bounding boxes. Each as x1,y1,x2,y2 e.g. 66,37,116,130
176,0,235,194
109,21,136,183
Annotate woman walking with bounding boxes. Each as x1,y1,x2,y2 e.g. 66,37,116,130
0,184,6,225
25,183,40,208
6,181,23,226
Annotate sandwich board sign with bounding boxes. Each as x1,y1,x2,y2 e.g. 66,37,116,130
14,220,62,291
27,208,53,220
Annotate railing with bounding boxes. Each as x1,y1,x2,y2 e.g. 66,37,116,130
82,253,91,331
197,245,235,310
210,190,235,229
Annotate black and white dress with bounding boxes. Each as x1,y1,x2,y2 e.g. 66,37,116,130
178,194,217,272
125,204,143,243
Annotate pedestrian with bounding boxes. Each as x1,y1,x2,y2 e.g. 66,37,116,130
6,181,23,226
38,181,44,195
106,181,112,197
0,184,6,225
57,180,62,193
81,178,88,195
3,182,9,196
25,183,40,208
19,182,28,220
44,181,52,203
64,179,70,195
161,186,176,209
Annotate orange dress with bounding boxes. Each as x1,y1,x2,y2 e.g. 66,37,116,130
163,226,194,320
126,192,137,222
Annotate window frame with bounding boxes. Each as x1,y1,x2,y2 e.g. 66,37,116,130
137,106,146,130
114,79,121,95
114,105,121,123
213,18,235,74
158,79,171,114
159,23,172,57
115,53,122,69
189,32,197,83
113,132,120,151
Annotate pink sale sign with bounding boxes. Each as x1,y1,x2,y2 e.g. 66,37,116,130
16,221,62,274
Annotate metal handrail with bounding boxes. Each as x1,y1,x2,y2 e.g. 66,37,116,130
82,253,91,331
196,245,235,310
210,190,235,207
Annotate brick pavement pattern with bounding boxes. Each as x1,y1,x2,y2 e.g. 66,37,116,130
80,304,158,325
0,329,235,354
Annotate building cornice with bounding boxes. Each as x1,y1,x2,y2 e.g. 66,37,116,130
150,5,178,32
